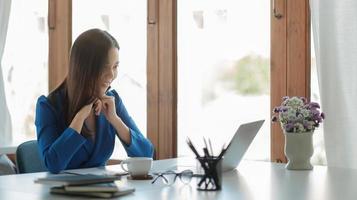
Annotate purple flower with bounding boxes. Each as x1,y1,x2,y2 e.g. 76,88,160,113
282,96,289,101
281,106,288,112
317,116,323,123
321,112,325,119
284,123,294,132
272,116,278,122
273,107,280,113
311,109,320,119
309,102,320,109
300,97,307,103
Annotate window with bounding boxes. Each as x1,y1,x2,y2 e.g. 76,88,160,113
177,0,270,161
73,0,147,158
49,0,309,160
2,0,48,142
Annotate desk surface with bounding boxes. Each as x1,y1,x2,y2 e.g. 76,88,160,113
0,158,356,200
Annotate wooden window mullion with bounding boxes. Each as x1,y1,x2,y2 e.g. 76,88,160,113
48,0,72,92
271,0,310,163
147,0,177,159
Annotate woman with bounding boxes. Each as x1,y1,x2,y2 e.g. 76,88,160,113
35,29,154,173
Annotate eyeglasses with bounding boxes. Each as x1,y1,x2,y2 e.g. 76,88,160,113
151,170,194,185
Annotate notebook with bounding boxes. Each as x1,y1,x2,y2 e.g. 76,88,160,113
50,185,135,198
34,174,119,186
64,182,119,192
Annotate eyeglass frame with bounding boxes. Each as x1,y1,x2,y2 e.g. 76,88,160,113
151,169,196,185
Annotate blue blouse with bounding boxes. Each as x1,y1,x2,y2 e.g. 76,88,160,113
35,89,154,173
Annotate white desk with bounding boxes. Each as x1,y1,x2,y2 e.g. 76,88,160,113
0,158,356,200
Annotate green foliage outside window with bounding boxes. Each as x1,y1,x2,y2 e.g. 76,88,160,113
221,54,270,95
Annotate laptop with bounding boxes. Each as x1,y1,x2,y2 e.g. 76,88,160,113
151,120,265,173
221,119,265,171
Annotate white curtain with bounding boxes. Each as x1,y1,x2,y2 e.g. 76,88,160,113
0,0,12,145
310,0,357,168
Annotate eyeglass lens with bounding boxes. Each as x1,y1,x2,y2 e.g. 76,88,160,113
180,170,193,184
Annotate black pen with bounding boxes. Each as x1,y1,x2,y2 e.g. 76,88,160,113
203,137,210,157
203,147,210,158
186,138,201,158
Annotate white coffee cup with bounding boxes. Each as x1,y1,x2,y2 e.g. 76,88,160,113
120,157,153,176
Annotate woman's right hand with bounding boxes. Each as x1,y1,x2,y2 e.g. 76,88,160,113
70,100,95,134
77,101,96,120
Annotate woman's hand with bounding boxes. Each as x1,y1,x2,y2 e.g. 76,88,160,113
98,95,130,144
93,99,103,116
70,100,96,134
77,101,95,120
100,95,131,144
100,95,117,123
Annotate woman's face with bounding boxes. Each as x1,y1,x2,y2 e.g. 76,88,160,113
96,47,119,97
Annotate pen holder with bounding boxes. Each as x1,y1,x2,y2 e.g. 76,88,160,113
196,156,223,191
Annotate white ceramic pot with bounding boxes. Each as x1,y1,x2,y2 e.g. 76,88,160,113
284,131,314,170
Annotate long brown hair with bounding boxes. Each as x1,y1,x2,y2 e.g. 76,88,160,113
48,29,119,129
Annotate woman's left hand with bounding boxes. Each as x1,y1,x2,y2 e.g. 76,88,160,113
100,95,118,123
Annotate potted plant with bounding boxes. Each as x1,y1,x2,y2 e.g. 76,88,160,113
272,96,325,170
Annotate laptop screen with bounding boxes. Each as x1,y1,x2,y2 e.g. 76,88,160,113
222,120,264,171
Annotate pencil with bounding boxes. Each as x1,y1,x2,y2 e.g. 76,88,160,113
208,139,214,157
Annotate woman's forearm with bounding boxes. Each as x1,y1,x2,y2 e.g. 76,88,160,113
110,116,131,145
69,113,85,133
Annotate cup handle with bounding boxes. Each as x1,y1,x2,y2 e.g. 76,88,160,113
121,160,129,172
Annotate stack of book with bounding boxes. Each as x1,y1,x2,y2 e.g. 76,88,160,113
34,173,135,198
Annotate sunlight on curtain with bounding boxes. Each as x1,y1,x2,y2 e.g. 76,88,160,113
311,0,357,168
310,32,327,165
1,0,48,143
0,0,12,145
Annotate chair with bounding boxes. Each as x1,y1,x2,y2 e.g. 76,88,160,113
16,140,46,173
